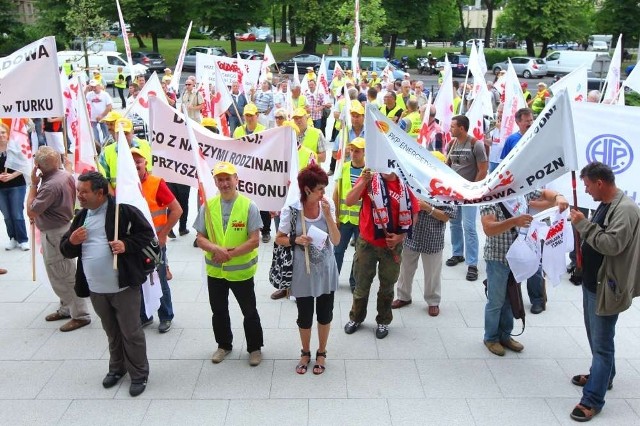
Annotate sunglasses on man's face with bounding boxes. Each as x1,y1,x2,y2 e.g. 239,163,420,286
275,116,285,120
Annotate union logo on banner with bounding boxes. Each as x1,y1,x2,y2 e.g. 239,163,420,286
586,133,633,174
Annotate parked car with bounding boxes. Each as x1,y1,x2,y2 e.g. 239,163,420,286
57,51,149,85
279,54,322,74
492,57,547,78
545,51,610,76
131,51,167,72
238,50,264,61
435,54,469,76
319,56,406,81
396,39,407,47
236,33,257,42
466,39,484,48
626,64,636,76
547,42,579,51
589,41,609,51
182,46,228,71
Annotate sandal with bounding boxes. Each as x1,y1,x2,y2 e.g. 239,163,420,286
571,374,613,390
570,403,599,422
313,351,326,375
466,265,478,281
295,350,311,375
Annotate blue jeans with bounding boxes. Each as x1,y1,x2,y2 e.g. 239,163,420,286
334,222,358,290
140,246,174,322
489,162,500,172
0,185,28,243
484,260,513,342
91,121,109,145
527,266,544,306
450,205,478,266
581,286,617,411
313,118,323,132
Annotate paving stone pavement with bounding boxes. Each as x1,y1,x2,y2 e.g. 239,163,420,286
1,189,640,425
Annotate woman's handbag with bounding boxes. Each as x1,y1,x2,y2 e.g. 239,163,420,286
269,208,298,289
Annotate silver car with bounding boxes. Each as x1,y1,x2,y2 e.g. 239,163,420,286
492,57,548,78
181,46,228,71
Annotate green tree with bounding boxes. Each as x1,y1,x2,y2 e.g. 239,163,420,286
595,0,640,47
335,0,387,49
33,0,74,48
497,0,593,57
482,0,505,47
292,0,341,53
0,0,25,53
65,0,107,76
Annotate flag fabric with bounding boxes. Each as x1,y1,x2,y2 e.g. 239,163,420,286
417,92,433,148
75,76,98,173
351,0,361,81
127,72,166,123
467,44,493,117
5,119,35,177
602,34,623,103
185,109,218,203
293,62,301,88
433,54,454,145
623,60,640,94
549,65,588,102
465,82,488,142
115,0,135,80
212,63,234,134
316,55,330,98
477,42,488,75
499,59,527,144
170,21,193,93
333,92,352,182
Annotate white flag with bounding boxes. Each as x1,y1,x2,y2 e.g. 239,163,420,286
213,63,233,117
170,21,193,93
549,65,588,102
127,72,167,124
602,34,623,103
75,76,98,173
115,0,135,80
293,62,301,87
4,119,34,177
316,55,330,98
351,0,361,81
622,61,640,94
434,54,454,144
499,60,527,144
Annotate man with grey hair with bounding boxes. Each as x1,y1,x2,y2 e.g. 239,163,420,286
26,146,91,331
587,90,601,103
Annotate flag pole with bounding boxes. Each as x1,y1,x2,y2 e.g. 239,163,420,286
571,170,582,270
300,208,311,274
113,204,120,269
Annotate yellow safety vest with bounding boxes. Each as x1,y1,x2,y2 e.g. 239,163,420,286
380,104,402,121
301,127,321,154
338,161,362,225
99,138,152,186
370,78,381,86
297,145,317,170
204,194,258,281
395,94,416,111
405,111,422,137
62,62,73,76
334,98,346,130
233,123,266,138
453,97,462,115
115,73,127,89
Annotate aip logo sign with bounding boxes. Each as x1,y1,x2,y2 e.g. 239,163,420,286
586,134,633,174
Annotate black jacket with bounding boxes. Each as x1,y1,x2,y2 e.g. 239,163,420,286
60,195,155,297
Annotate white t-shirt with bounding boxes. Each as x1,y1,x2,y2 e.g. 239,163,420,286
86,90,113,122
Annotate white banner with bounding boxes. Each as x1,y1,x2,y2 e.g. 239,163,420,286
547,101,640,210
127,72,166,124
365,90,577,205
149,97,293,211
0,37,64,118
196,53,261,93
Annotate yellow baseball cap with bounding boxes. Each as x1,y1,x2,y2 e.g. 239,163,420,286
115,118,133,132
130,147,145,158
348,137,365,150
101,111,122,122
213,161,237,176
350,101,365,115
201,117,217,127
292,107,308,118
282,120,299,134
243,103,258,115
372,71,378,76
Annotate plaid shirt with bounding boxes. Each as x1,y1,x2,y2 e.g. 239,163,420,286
404,206,456,254
306,91,326,120
480,191,541,264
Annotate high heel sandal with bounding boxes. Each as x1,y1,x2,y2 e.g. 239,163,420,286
295,350,311,374
313,350,326,375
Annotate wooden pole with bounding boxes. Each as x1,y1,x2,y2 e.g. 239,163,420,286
571,171,583,270
300,206,311,274
112,204,120,269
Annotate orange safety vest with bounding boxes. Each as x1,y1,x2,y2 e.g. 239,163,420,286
140,174,168,232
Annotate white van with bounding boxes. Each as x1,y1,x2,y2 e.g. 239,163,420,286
544,51,610,76
57,51,148,86
322,56,405,81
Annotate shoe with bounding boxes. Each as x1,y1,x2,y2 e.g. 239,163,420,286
19,242,30,251
313,350,326,375
350,239,356,247
102,371,126,388
500,338,524,352
5,239,17,250
570,403,599,422
45,312,71,322
129,379,147,397
0,268,6,275
344,320,361,334
193,239,198,248
567,261,576,273
59,318,91,332
168,230,176,239
484,341,505,356
428,306,440,317
270,289,287,300
466,265,479,281
249,350,262,366
261,234,271,243
391,299,412,309
375,324,389,339
141,318,154,328
158,320,172,333
445,255,465,266
571,374,613,390
179,229,190,236
296,350,312,374
530,303,546,314
211,348,231,364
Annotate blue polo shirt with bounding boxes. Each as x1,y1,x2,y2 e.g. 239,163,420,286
500,132,523,159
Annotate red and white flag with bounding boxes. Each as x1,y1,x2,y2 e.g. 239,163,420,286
417,92,433,148
466,81,488,142
115,0,135,80
549,65,588,102
4,119,34,177
316,55,330,97
434,54,454,145
499,59,526,144
127,72,167,124
602,34,623,104
170,21,193,93
75,76,98,173
213,63,233,136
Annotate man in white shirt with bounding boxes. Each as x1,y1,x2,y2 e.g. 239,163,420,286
86,80,113,146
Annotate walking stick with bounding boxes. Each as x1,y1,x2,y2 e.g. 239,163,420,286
300,208,311,274
571,171,583,271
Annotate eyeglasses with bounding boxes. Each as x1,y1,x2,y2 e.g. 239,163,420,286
185,83,193,86
275,116,285,120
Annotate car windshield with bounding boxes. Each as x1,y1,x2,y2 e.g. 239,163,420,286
535,59,545,64
147,53,163,59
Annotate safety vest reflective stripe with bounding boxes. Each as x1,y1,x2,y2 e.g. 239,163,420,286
140,175,168,231
204,256,258,271
338,199,360,217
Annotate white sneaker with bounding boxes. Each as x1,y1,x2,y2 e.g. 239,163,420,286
5,239,17,250
19,242,30,251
